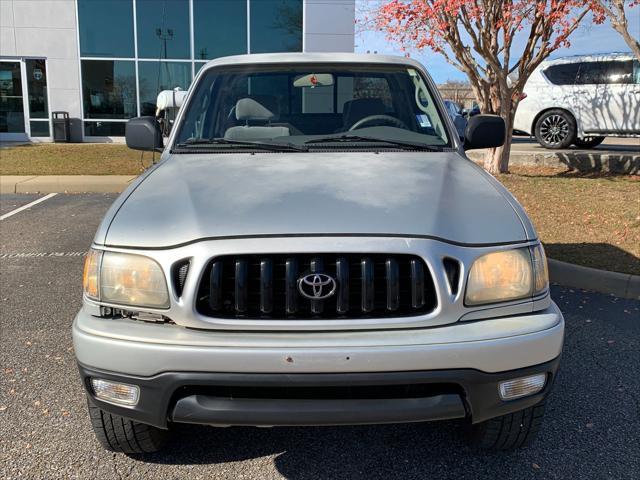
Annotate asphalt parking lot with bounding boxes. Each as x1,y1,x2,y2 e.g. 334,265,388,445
1,193,638,480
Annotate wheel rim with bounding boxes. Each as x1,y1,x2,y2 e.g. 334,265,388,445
540,115,569,146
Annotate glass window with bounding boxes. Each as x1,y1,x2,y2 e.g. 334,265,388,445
138,61,192,112
175,64,450,148
78,0,134,57
25,59,48,119
84,121,127,136
81,60,137,119
577,60,634,85
136,0,190,59
0,61,26,133
193,0,247,60
634,60,640,85
250,0,302,54
543,63,581,85
195,62,207,76
30,121,50,137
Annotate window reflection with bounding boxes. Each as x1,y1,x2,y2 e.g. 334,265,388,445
193,0,247,60
25,59,48,119
136,0,190,59
78,0,134,57
81,60,137,119
84,121,127,136
138,61,192,112
0,61,25,133
30,120,50,137
250,0,302,54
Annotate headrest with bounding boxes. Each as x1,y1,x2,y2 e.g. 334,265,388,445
342,98,387,127
235,95,279,122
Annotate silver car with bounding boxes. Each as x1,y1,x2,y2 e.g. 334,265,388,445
74,53,563,454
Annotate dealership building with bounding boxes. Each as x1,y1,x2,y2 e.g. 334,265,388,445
0,0,356,142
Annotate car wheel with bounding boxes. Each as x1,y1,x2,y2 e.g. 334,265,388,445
87,398,170,454
574,136,605,149
534,110,576,149
467,401,546,450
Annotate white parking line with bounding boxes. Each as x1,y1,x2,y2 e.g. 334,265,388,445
0,193,58,221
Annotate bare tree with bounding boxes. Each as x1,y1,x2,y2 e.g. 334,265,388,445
591,1,640,60
368,1,596,174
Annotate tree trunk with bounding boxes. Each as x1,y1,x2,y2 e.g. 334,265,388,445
483,99,515,175
613,23,640,61
484,129,513,174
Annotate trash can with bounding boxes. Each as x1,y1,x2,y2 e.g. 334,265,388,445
52,111,70,142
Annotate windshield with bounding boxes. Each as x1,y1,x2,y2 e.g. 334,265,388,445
174,63,450,150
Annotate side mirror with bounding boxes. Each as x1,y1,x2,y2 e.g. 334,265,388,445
125,116,163,151
463,114,505,150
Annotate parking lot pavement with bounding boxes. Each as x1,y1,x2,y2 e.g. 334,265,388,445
0,194,44,216
1,193,638,480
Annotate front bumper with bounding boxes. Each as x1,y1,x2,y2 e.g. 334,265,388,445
74,303,564,429
79,358,560,429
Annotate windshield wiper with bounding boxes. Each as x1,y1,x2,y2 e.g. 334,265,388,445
305,134,444,151
174,138,308,152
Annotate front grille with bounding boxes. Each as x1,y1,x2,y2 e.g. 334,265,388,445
196,254,437,319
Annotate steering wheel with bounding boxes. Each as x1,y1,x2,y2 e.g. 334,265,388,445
348,114,408,131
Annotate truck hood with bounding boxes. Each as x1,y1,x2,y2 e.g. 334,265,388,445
99,152,529,248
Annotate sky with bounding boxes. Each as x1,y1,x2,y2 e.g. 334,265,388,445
355,1,640,84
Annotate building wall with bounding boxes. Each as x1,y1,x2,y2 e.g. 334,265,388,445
1,0,355,141
1,0,82,118
304,0,355,52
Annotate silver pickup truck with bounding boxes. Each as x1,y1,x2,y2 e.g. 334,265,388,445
74,53,563,454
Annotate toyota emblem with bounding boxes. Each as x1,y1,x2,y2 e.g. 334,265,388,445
297,273,337,300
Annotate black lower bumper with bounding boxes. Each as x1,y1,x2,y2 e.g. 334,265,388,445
78,356,561,429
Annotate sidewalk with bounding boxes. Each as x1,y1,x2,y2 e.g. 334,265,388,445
0,175,136,194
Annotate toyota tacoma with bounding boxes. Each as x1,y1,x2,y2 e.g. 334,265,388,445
74,53,563,453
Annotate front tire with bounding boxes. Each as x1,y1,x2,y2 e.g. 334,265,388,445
574,136,605,149
467,401,546,450
87,398,170,454
534,109,576,149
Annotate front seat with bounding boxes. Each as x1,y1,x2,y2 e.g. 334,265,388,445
224,96,290,141
341,98,387,131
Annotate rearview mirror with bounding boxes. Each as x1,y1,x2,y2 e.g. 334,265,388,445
125,116,163,152
464,114,505,150
293,73,334,88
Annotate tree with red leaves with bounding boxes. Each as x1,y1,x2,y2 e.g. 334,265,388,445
591,1,640,60
372,0,599,173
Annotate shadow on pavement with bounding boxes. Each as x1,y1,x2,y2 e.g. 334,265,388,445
555,152,639,174
545,242,640,276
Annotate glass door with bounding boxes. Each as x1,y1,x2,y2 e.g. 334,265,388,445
25,59,50,138
0,60,28,141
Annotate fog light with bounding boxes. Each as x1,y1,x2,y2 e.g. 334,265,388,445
91,378,140,406
499,374,546,400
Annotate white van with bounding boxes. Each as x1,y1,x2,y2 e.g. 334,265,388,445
514,53,640,149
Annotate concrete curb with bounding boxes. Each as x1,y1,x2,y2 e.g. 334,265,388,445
466,149,639,173
0,175,136,194
548,258,640,300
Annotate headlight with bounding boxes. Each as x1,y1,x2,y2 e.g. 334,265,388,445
83,249,170,309
531,243,549,295
465,248,533,305
82,249,102,300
